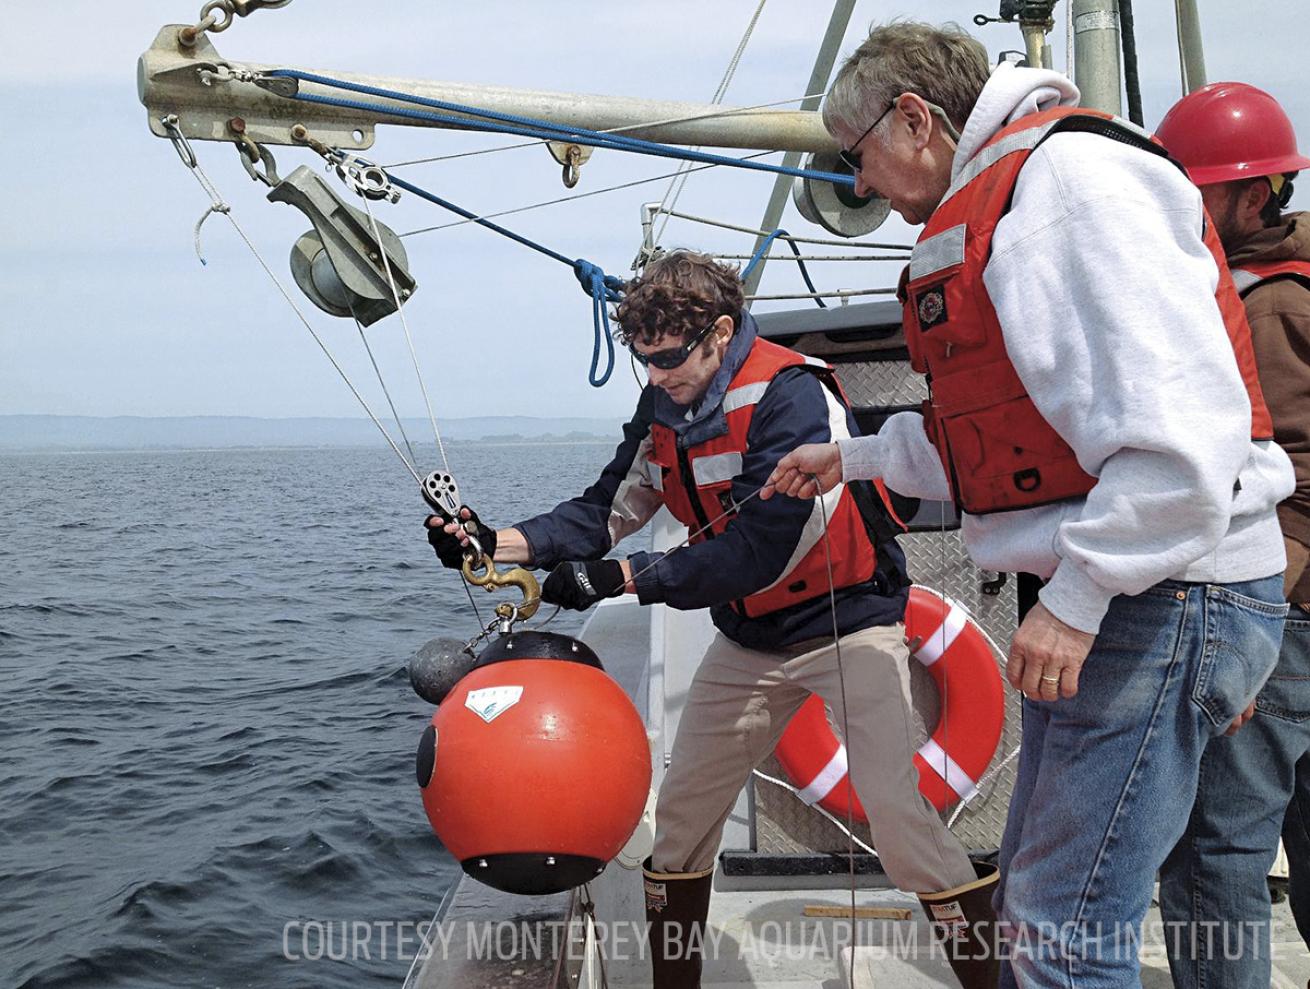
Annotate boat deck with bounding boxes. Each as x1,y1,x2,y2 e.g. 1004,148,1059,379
406,870,1310,988
405,597,1310,989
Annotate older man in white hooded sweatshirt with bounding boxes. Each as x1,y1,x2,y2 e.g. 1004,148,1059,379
765,21,1294,989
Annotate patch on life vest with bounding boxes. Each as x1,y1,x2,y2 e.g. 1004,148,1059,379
464,685,523,723
644,877,668,913
915,285,949,329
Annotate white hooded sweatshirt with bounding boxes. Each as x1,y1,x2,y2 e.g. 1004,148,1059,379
838,64,1293,633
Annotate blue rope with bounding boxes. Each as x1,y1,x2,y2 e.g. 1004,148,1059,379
387,174,621,387
742,228,789,282
741,228,827,309
573,260,624,388
267,70,856,187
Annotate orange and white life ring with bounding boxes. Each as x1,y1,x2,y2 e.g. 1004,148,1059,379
773,585,1006,821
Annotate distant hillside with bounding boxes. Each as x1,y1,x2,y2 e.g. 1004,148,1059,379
0,415,624,451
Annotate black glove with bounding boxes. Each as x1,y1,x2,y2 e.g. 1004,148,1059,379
541,559,626,611
425,507,497,570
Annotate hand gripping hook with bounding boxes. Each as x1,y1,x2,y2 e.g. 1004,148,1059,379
421,469,540,626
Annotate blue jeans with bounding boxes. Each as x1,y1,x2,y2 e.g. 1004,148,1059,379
1282,619,1310,955
1159,610,1310,989
994,576,1287,989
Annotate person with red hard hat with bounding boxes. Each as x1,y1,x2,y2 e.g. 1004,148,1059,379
1155,81,1310,989
764,20,1296,989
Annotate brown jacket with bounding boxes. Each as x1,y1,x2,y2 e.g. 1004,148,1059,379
1228,211,1310,599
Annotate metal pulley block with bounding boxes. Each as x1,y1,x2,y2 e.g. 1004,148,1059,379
267,165,416,325
791,150,890,238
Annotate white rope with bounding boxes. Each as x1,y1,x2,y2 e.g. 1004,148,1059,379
360,197,450,472
745,287,896,301
649,0,770,254
715,252,908,262
179,154,423,486
397,152,779,239
656,207,914,250
176,144,500,639
350,309,420,469
811,471,863,941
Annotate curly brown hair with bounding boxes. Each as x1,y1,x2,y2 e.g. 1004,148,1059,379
614,251,745,347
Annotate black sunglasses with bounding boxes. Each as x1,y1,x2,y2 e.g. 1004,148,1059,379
630,317,722,370
838,101,894,173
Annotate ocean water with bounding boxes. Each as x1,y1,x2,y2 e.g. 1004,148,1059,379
0,442,623,989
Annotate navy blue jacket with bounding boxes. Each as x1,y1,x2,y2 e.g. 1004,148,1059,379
514,316,909,649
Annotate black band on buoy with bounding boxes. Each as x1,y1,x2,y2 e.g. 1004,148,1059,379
416,725,437,788
461,852,606,895
476,631,603,670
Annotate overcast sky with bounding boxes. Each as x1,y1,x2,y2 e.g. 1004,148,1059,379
3,1,1305,421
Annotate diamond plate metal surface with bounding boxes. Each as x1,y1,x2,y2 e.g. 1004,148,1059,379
830,358,928,407
752,353,1021,857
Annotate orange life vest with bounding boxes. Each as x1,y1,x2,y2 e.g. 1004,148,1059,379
901,107,1274,514
646,337,898,618
1231,259,1310,297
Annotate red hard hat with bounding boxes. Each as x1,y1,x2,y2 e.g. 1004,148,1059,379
1156,82,1310,186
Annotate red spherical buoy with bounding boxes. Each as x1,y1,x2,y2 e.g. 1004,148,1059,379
416,631,651,894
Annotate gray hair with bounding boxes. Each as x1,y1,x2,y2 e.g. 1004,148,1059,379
822,21,990,142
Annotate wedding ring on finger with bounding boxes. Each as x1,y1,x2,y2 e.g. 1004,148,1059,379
1040,672,1061,686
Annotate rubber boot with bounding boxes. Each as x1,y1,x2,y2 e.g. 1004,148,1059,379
643,858,714,989
917,863,1002,989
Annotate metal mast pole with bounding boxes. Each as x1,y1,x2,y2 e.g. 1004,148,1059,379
1072,0,1123,115
742,0,857,297
1175,0,1208,92
138,27,836,153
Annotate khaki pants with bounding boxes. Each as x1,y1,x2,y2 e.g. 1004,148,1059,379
651,624,977,894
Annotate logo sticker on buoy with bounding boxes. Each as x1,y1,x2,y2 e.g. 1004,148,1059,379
465,686,524,723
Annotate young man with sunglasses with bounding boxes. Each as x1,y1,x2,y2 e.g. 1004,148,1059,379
426,249,996,989
765,19,1294,989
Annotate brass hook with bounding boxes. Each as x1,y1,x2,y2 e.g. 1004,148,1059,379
461,555,542,621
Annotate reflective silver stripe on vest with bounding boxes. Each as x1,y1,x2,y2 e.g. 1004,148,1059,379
1230,268,1262,294
645,457,663,492
722,381,770,415
910,224,966,281
946,113,1152,204
946,121,1054,201
724,359,831,415
753,383,851,596
692,451,743,486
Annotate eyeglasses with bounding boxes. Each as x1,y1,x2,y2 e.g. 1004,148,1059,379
629,317,722,370
837,99,962,173
838,102,894,173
